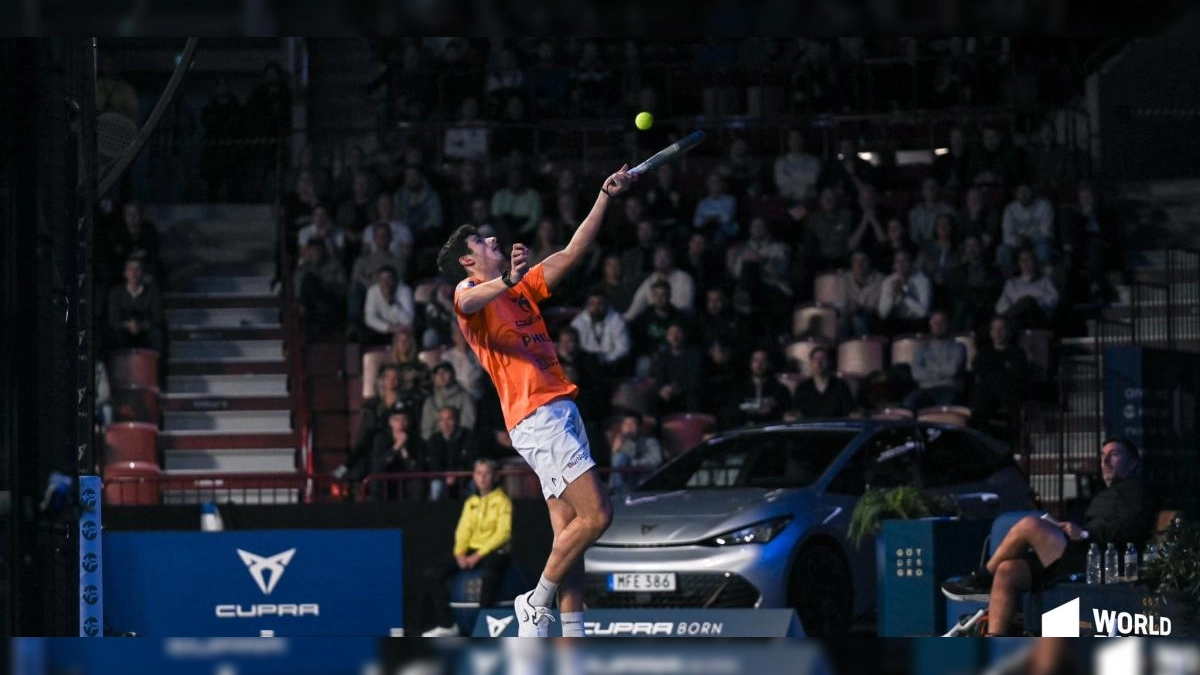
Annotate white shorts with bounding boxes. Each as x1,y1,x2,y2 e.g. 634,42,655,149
509,399,596,499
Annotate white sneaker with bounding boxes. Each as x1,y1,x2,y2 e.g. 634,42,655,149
421,624,459,637
514,591,555,637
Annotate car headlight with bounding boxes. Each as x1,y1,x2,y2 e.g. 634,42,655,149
702,517,792,546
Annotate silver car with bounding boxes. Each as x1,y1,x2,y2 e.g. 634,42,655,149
584,420,1035,635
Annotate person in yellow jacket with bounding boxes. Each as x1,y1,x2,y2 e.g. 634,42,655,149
421,458,512,636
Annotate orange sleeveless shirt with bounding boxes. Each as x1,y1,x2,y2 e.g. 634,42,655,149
454,264,578,430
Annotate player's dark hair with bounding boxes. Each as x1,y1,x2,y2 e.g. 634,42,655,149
438,225,479,281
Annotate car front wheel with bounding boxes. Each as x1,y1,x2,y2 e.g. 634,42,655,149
788,541,854,636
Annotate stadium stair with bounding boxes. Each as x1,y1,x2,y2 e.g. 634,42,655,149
150,204,299,489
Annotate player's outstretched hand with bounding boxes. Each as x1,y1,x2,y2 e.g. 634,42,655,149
510,242,529,283
603,164,636,198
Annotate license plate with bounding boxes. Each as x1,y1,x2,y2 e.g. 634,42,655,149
608,572,677,592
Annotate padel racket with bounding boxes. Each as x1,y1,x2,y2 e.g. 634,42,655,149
628,130,706,177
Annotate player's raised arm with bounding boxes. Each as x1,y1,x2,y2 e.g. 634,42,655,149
541,165,636,289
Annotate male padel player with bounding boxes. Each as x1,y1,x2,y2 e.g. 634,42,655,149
438,165,637,636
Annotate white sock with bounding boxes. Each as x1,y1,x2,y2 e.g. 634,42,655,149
529,574,558,608
560,611,584,637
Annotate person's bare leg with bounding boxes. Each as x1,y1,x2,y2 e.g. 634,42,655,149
988,558,1032,636
545,497,585,613
541,469,612,585
986,516,1068,573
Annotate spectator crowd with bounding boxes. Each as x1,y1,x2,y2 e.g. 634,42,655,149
283,108,1116,498
91,40,1117,501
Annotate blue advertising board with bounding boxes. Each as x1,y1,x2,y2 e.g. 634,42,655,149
103,530,404,636
470,608,803,637
37,638,380,675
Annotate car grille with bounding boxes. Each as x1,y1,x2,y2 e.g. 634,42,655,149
584,572,760,608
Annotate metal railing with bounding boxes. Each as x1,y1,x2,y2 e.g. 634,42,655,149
102,467,652,507
103,472,340,506
1020,247,1200,517
1166,248,1200,352
358,466,652,502
281,223,315,493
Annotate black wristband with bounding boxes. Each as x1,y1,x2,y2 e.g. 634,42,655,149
501,269,518,288
602,186,620,199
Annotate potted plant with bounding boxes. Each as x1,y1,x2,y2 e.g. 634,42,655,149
1143,518,1200,633
848,485,960,547
855,486,975,636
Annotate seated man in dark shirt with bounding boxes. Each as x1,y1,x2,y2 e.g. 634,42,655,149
971,315,1029,443
722,349,792,428
791,345,855,419
941,437,1155,636
425,405,477,500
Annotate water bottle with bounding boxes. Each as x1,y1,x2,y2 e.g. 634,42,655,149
1124,543,1139,582
1104,542,1119,584
1143,541,1159,565
200,501,225,532
1086,542,1102,585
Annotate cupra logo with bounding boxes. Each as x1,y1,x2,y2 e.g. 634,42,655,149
236,548,296,595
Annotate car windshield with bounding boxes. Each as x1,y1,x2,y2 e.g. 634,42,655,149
636,429,860,492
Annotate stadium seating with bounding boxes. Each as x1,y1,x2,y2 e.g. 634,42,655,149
499,458,542,500
1020,328,1053,380
610,377,656,416
304,343,344,376
361,348,389,398
813,270,844,307
103,422,159,466
108,348,159,389
413,278,442,305
659,412,716,458
417,347,444,370
449,563,528,634
111,385,161,425
837,335,887,380
343,342,362,376
917,405,972,427
102,460,162,505
784,338,830,378
347,376,364,412
890,334,926,367
776,372,804,396
954,332,978,372
309,375,348,412
543,306,582,336
872,407,915,420
792,303,838,343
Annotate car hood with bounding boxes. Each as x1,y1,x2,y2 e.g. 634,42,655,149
597,488,801,546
